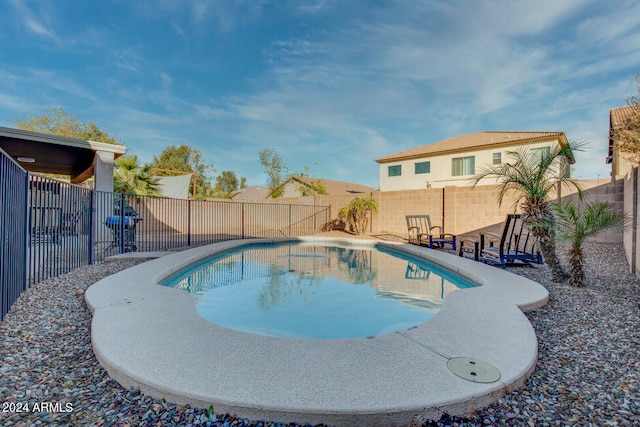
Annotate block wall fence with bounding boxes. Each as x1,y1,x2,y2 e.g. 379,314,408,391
262,176,637,275
277,178,620,236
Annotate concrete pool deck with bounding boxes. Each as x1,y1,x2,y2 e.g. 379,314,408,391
84,237,549,427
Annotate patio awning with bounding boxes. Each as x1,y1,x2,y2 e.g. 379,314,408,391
0,126,126,184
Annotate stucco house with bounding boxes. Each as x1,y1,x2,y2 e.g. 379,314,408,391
375,131,574,191
607,106,638,180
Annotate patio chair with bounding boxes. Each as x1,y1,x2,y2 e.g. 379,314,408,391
30,206,61,244
405,215,456,250
61,211,81,236
458,214,543,266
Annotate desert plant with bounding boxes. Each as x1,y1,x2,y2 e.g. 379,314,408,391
338,196,378,235
114,156,159,196
473,141,585,282
552,200,628,287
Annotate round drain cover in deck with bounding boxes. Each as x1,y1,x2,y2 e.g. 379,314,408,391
447,357,501,383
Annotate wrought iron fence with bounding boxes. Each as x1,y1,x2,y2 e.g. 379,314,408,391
1,149,28,322
0,148,330,321
92,192,329,262
28,175,93,284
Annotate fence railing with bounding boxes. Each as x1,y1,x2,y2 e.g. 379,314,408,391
28,174,93,284
0,148,330,321
92,192,329,262
1,150,28,323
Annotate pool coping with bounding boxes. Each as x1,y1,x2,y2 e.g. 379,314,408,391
84,237,549,427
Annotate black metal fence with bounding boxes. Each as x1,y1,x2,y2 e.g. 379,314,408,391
0,148,330,321
1,151,28,323
92,192,330,260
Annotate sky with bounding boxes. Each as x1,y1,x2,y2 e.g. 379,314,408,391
1,0,639,189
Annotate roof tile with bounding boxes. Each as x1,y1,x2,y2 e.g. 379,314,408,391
375,131,567,163
610,106,637,128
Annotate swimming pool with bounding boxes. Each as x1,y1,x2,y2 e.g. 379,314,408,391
85,236,549,426
160,241,475,339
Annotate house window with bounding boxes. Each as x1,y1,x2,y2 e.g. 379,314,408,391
492,152,501,165
451,156,475,176
530,147,551,163
415,161,430,174
388,165,401,177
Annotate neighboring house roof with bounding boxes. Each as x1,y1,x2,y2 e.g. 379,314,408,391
286,175,376,195
608,106,637,163
375,131,572,163
610,105,636,127
235,177,375,200
233,186,271,200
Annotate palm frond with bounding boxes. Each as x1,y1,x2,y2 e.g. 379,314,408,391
553,200,628,244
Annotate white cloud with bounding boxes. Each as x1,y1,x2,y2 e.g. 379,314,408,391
114,49,143,73
8,0,58,41
135,0,268,33
24,17,55,39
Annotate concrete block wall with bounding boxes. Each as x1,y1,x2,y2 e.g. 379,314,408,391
376,189,444,236
286,179,627,246
623,168,639,276
444,185,519,237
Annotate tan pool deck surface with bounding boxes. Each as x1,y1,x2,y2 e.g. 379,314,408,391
85,237,549,427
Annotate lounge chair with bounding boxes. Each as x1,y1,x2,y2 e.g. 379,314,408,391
458,214,542,266
405,215,456,250
61,211,81,236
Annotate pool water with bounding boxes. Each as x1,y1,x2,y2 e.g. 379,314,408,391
161,241,475,339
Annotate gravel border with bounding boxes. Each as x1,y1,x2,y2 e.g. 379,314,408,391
0,241,638,426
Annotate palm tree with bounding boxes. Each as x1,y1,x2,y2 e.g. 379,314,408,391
338,196,379,235
552,200,628,287
473,141,584,282
113,156,159,196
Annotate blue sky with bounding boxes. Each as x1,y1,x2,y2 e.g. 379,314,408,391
1,0,639,188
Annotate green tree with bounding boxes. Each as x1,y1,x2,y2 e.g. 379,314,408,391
613,73,640,164
113,156,159,196
214,171,247,199
473,141,585,282
298,166,327,196
299,179,326,196
150,145,214,199
552,200,628,287
13,107,120,144
259,147,288,198
338,196,378,235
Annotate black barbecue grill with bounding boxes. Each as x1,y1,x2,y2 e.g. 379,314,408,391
104,205,142,254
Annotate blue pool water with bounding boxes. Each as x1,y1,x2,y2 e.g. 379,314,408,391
160,241,475,339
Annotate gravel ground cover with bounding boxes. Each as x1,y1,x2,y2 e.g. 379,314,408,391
0,240,638,427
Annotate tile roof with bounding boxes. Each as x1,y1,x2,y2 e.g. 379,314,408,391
375,131,568,163
610,106,637,128
290,176,375,195
232,178,376,200
232,186,271,200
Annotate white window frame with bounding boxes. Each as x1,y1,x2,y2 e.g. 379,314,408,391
451,156,475,176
